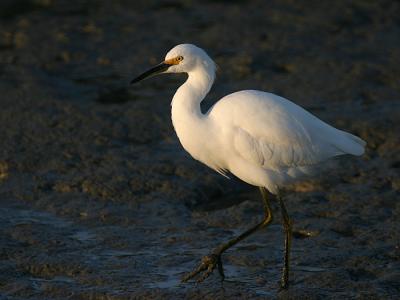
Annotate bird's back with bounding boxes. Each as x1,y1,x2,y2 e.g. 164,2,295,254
207,90,366,174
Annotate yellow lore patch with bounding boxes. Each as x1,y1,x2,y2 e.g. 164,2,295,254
164,56,183,65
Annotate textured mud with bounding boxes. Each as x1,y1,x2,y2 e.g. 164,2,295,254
0,0,399,299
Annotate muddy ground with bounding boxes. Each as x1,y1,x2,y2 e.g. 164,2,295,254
0,0,399,299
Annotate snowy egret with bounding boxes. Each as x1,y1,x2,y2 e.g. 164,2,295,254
130,44,366,289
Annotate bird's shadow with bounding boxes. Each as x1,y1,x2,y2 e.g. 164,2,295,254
189,177,258,212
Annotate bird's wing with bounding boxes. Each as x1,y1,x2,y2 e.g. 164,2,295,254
233,125,318,170
209,90,364,170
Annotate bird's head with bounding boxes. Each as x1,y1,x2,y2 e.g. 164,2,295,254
130,44,216,84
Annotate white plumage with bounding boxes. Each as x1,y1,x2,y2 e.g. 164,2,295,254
162,44,366,194
131,44,366,287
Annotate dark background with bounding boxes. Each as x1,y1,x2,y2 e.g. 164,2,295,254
0,0,399,299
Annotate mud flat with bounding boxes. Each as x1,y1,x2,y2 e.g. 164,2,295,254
0,0,399,299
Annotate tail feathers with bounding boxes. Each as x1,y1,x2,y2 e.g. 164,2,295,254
334,130,366,156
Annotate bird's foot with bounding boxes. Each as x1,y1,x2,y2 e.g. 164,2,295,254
279,280,289,290
181,253,224,283
279,273,289,290
292,229,319,239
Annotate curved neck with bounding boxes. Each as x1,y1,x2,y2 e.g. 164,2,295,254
171,66,215,128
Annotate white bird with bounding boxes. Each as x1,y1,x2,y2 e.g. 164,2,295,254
131,44,366,289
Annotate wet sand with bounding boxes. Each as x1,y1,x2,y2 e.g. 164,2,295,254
0,0,399,299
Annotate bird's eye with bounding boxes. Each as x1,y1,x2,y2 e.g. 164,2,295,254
177,56,184,61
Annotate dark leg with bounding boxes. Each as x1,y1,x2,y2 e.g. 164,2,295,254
277,190,292,289
182,187,273,283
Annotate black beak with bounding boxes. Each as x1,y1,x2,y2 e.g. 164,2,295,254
130,62,170,84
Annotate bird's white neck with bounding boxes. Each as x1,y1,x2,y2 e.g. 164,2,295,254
171,65,215,156
171,66,214,128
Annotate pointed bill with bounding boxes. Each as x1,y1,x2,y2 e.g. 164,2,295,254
130,56,183,84
130,62,170,84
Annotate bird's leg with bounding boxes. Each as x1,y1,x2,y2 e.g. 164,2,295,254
277,190,292,289
181,187,273,283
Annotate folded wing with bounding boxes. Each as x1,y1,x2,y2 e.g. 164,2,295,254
211,90,366,171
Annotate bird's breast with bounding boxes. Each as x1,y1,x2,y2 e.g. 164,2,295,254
173,118,228,175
